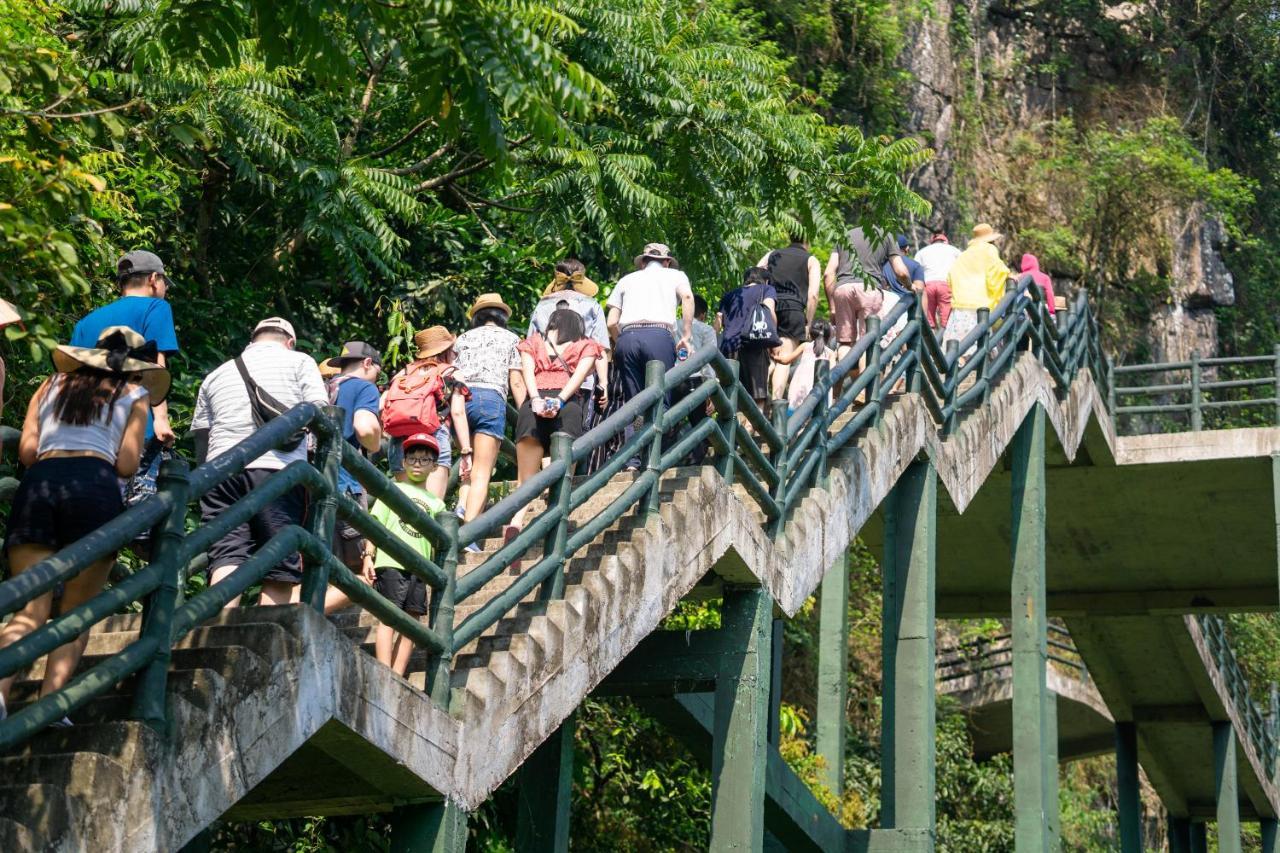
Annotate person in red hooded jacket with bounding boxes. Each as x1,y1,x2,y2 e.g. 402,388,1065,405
1020,254,1057,315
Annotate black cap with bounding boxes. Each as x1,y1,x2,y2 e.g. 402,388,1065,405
326,341,383,368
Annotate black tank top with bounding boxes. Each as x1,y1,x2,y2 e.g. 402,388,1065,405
766,244,811,308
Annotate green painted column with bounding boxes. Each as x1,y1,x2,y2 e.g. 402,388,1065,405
710,585,773,851
516,711,576,852
816,552,850,795
1262,819,1278,853
1010,405,1058,851
1168,816,1192,853
1213,721,1242,853
1115,722,1142,852
1190,821,1208,853
390,800,468,853
880,460,937,837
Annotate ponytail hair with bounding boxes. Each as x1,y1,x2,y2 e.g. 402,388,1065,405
809,319,835,358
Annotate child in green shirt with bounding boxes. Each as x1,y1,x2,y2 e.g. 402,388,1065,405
361,431,447,676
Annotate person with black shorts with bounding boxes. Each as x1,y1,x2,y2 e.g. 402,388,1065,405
511,308,604,529
759,236,822,400
361,432,447,677
717,267,779,408
0,326,165,722
190,317,329,607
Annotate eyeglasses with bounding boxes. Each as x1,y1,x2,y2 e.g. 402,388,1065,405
404,452,436,464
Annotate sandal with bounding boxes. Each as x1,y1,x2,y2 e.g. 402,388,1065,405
503,524,522,572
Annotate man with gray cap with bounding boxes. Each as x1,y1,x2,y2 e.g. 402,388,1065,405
72,250,179,445
190,317,328,608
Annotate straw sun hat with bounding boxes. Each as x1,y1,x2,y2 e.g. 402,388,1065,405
970,223,1003,244
414,326,455,359
467,293,513,319
52,326,171,403
541,269,599,298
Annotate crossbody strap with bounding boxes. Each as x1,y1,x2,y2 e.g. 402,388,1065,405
234,355,290,417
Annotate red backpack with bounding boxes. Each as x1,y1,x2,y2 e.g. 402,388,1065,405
382,361,452,438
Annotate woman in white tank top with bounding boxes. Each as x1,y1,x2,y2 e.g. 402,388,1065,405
0,326,168,722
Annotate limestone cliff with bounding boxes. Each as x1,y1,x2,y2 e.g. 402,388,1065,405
898,1,1234,362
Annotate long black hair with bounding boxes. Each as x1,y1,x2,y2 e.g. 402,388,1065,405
51,368,136,426
546,308,585,345
809,319,835,358
743,266,771,287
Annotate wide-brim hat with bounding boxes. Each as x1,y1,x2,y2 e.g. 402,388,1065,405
541,271,599,298
317,358,341,379
414,325,455,359
970,223,1002,244
0,299,23,330
52,325,171,403
633,242,675,269
468,293,512,319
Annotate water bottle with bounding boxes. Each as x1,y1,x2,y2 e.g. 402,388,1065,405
677,346,689,361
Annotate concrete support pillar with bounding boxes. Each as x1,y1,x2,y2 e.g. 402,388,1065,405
1262,818,1278,853
880,460,937,838
1115,722,1142,852
709,585,772,852
391,800,468,853
816,552,850,796
1168,815,1192,853
1190,821,1208,853
1213,721,1242,853
516,711,576,852
1010,405,1058,852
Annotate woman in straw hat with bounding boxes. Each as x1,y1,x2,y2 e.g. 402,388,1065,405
381,325,472,499
528,259,611,426
0,326,168,722
453,294,526,529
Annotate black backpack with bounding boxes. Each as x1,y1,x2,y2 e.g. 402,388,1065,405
743,290,782,347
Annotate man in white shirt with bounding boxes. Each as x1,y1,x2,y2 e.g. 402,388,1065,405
190,317,329,607
914,232,963,331
606,243,695,403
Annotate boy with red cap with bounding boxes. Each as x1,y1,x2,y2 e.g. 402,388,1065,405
361,431,447,676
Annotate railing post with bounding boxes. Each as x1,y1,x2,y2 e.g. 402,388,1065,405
715,358,740,486
1106,356,1116,416
770,400,789,535
642,360,667,515
1190,351,1203,432
943,339,959,435
540,432,574,601
866,316,883,425
131,458,191,729
428,513,459,707
907,296,924,394
1270,681,1279,782
976,307,992,405
1273,344,1280,427
814,360,831,486
302,405,344,611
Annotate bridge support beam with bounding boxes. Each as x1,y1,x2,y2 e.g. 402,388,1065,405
1168,816,1192,853
880,460,936,843
1262,819,1278,853
390,799,468,853
710,585,772,852
1213,721,1242,853
1115,722,1142,852
1190,821,1208,853
516,711,576,852
1010,405,1059,851
816,551,850,796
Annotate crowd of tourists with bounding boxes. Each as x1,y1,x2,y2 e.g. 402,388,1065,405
0,224,1060,717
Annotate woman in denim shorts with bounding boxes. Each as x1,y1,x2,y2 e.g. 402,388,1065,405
453,293,524,522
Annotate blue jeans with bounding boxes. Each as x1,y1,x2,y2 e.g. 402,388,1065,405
466,387,508,438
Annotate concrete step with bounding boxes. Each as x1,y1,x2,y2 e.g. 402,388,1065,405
0,782,91,848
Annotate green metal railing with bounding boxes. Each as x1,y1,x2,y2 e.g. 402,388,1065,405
937,625,1087,685
0,274,1254,761
1197,615,1279,781
1112,348,1280,433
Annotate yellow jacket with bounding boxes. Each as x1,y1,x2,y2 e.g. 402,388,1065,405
948,241,1010,310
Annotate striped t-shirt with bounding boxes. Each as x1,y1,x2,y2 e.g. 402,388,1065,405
191,342,328,470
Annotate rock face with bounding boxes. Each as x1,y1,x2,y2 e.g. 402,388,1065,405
897,2,1235,361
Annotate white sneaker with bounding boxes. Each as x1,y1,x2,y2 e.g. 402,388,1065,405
0,693,7,722
50,716,73,728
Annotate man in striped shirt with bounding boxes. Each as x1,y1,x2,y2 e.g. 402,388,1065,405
190,317,328,607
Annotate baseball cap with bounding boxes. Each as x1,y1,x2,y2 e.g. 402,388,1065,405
326,341,383,368
116,250,173,289
402,432,440,456
253,317,297,341
897,234,910,250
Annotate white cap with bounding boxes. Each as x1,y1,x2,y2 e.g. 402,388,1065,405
253,317,296,341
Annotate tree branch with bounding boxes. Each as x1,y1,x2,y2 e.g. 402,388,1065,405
366,116,438,160
342,51,393,159
3,98,140,119
453,184,538,214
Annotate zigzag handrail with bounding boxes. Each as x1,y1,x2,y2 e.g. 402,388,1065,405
0,272,1214,762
